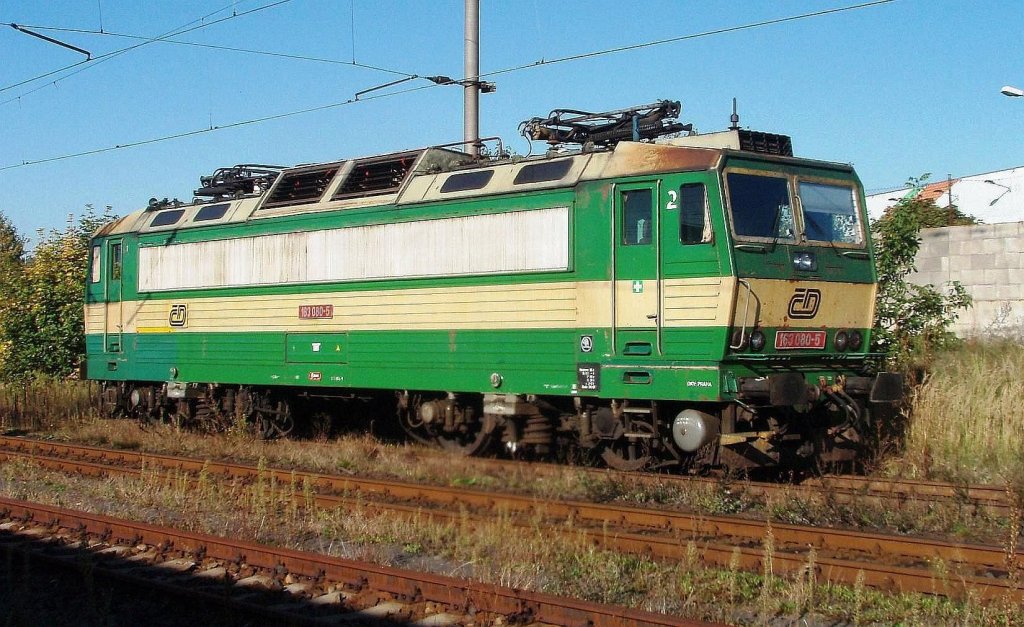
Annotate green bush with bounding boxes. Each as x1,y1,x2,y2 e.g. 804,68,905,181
0,207,115,381
870,181,973,370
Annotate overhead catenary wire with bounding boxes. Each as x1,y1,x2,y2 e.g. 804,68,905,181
0,0,895,173
0,0,295,99
1,24,416,78
482,0,893,79
0,94,367,171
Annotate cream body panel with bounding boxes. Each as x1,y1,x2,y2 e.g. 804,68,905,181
94,281,615,334
138,207,570,292
731,279,876,328
662,277,736,327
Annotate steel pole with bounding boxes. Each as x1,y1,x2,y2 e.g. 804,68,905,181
464,0,480,157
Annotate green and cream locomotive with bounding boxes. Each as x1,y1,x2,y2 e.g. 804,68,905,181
85,101,900,470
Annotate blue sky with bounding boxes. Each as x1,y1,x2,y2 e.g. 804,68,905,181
1,0,1021,241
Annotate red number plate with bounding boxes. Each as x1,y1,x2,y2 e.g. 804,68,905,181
299,304,334,319
774,330,827,350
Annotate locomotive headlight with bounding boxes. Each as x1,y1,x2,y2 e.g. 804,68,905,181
792,251,817,272
849,330,864,351
749,329,766,352
834,330,849,352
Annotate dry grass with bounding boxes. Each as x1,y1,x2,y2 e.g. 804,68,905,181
0,379,98,432
1,457,1020,625
3,367,1024,622
56,417,1006,540
1,395,1011,546
885,340,1024,486
61,417,567,496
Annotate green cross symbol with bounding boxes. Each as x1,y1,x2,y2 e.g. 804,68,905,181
632,280,644,294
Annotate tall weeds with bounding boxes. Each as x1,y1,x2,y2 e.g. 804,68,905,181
900,340,1024,484
0,379,99,431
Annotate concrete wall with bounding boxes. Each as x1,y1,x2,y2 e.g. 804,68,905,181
908,222,1024,338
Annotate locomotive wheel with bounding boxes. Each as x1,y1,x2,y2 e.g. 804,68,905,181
600,445,653,472
599,422,655,471
253,396,294,439
434,426,495,457
100,383,126,418
397,393,496,456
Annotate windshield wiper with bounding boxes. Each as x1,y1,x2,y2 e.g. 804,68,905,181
801,211,841,257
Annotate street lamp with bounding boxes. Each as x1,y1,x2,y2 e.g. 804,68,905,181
984,179,1011,205
1001,85,1024,97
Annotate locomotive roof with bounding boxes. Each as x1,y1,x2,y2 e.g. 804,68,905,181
97,139,852,238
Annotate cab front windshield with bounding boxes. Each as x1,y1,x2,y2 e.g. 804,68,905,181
726,172,864,246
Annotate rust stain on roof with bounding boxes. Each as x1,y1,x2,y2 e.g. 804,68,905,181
593,142,719,180
94,215,132,236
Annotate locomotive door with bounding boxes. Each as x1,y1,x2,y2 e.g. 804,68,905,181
104,239,124,353
657,177,723,360
613,183,661,357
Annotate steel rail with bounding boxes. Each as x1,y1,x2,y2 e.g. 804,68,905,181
0,532,322,625
0,435,1010,516
805,474,1012,511
0,496,705,626
1,438,1021,603
0,438,1014,568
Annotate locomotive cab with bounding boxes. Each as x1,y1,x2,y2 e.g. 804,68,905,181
566,133,898,471
714,155,894,468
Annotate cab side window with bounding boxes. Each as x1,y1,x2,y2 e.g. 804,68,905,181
110,243,122,280
90,246,101,283
622,189,653,245
679,183,711,244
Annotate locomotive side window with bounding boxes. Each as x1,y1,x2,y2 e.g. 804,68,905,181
110,243,122,280
150,208,185,227
726,173,795,241
441,170,494,193
513,159,572,185
798,181,863,245
193,203,230,222
90,246,101,283
622,189,653,245
679,183,710,244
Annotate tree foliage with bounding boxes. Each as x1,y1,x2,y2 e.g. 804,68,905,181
0,207,115,381
0,214,26,372
871,180,974,369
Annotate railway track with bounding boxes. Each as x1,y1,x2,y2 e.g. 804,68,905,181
440,454,1014,518
282,434,1013,518
1,434,1010,517
803,474,1013,515
0,436,1021,605
0,496,702,626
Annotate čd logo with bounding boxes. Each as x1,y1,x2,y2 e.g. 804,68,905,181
169,304,188,327
788,288,821,319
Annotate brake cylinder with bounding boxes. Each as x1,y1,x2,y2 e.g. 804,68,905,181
671,409,721,453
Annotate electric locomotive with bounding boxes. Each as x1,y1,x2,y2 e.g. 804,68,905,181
84,100,900,471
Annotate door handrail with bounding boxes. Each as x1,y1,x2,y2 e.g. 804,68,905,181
729,278,753,350
610,183,617,356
